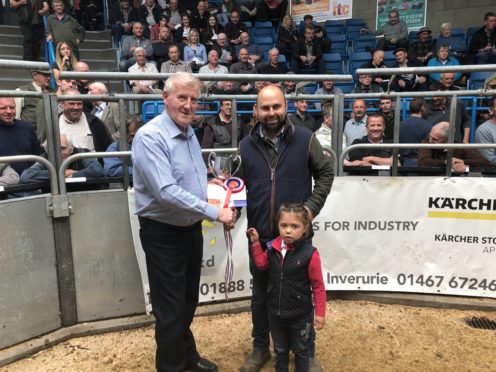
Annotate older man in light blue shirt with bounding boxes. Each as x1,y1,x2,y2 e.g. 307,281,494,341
132,72,235,372
344,98,368,148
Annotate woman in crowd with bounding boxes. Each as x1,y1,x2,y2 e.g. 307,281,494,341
52,42,78,81
427,43,462,83
175,14,193,44
276,14,298,62
202,15,223,49
184,29,208,72
435,22,463,58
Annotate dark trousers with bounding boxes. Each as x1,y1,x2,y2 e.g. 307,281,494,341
249,242,316,356
376,37,408,51
139,217,203,372
269,312,313,372
290,58,325,74
20,23,44,61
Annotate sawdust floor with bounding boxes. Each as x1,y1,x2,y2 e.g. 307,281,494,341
3,299,496,372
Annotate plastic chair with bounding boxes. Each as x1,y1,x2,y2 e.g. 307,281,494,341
468,71,492,90
331,35,348,58
253,21,274,38
352,35,376,52
322,53,344,74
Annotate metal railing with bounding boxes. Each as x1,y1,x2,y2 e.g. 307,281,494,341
340,143,496,177
0,155,58,195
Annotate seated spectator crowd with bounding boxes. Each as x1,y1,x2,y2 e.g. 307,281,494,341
2,4,496,195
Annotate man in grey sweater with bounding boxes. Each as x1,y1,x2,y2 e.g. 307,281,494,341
374,9,408,51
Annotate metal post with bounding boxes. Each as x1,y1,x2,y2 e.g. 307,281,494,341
119,99,130,190
49,95,78,326
446,95,458,177
335,93,345,176
231,98,238,148
49,94,62,171
42,92,56,167
391,96,401,176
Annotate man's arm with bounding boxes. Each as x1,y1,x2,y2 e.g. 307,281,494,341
133,129,221,221
0,164,19,186
20,162,48,184
474,126,496,166
460,104,471,144
418,147,444,167
306,135,333,218
399,21,408,40
73,158,104,178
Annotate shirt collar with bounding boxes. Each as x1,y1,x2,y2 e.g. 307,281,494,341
62,114,81,124
162,110,195,139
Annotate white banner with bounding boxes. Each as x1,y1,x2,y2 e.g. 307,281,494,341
290,0,353,24
315,177,496,297
129,177,496,312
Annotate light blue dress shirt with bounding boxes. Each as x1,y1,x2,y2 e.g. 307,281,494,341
132,110,219,226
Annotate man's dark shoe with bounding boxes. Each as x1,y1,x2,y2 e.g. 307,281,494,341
239,348,271,372
187,357,218,372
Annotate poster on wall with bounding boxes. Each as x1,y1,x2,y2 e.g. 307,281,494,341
376,0,427,31
291,0,352,24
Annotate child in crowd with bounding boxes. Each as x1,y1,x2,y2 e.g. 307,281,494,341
246,203,326,372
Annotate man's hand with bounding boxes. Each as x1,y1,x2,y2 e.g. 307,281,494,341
217,206,237,225
451,157,466,173
46,34,53,42
315,316,325,330
303,205,314,221
398,79,406,88
246,227,260,244
208,178,224,187
65,169,75,178
300,55,308,63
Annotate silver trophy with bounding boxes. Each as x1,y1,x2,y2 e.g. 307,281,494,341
208,152,242,180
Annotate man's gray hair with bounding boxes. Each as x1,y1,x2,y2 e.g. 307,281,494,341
432,121,450,141
89,82,108,94
163,72,202,94
60,133,74,149
440,22,452,31
133,47,146,57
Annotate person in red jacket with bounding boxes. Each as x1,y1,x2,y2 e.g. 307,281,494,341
247,203,326,372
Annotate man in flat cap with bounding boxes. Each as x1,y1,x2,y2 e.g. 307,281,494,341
408,27,434,65
390,47,428,91
15,69,53,133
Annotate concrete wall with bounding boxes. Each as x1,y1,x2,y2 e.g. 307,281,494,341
357,0,496,33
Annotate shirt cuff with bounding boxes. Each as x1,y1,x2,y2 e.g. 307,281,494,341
204,202,220,222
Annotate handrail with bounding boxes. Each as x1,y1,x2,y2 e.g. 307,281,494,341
339,143,496,177
0,155,59,195
357,64,496,76
0,60,50,70
60,72,354,82
57,147,339,195
58,151,131,195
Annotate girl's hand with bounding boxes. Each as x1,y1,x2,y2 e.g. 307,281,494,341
246,228,260,244
315,316,325,330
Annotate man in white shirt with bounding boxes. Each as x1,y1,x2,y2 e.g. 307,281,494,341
58,89,112,152
128,47,162,94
